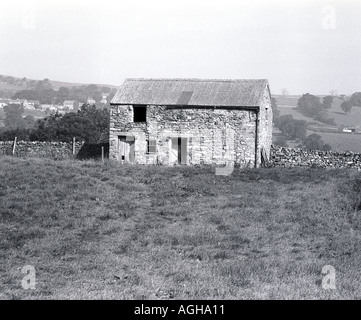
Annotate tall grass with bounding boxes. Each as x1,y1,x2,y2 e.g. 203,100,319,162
1,156,361,299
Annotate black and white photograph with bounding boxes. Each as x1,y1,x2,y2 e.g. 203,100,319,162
1,0,361,303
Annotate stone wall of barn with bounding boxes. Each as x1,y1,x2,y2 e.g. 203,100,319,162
109,104,265,167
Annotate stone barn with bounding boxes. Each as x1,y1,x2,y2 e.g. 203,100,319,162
109,78,272,168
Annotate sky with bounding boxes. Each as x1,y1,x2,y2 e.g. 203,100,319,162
0,0,360,95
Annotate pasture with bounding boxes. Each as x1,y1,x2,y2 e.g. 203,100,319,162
272,95,301,107
274,95,361,128
306,130,361,153
274,95,361,153
328,108,361,128
1,157,361,299
277,106,323,125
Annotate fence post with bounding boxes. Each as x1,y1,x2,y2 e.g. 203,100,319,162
72,137,76,157
12,136,17,156
101,146,104,163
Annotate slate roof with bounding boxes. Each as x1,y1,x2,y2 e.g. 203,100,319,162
111,78,270,107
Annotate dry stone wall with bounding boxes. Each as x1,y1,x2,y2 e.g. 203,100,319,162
1,140,360,169
270,146,361,169
0,141,84,159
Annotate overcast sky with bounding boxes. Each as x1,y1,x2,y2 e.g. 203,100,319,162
0,0,360,94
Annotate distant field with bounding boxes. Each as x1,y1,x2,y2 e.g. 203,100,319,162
272,95,301,107
328,108,361,128
307,130,361,153
1,157,361,299
274,95,361,152
277,104,361,129
323,96,361,127
275,96,361,128
277,106,323,125
274,111,361,152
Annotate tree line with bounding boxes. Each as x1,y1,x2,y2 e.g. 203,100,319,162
339,92,361,114
296,92,361,120
0,104,109,144
296,93,335,125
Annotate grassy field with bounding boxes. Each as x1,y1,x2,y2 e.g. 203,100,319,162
274,94,361,126
276,97,361,128
328,108,361,128
274,95,361,152
276,106,361,152
277,106,324,125
272,95,302,107
306,130,361,153
1,156,361,299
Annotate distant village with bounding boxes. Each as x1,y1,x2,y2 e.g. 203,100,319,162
0,92,110,115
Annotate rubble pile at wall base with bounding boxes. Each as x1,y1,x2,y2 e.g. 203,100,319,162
269,146,361,169
0,141,84,160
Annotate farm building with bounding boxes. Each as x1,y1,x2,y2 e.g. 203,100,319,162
109,78,273,168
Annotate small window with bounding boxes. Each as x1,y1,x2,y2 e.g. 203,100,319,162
147,139,156,154
133,105,147,122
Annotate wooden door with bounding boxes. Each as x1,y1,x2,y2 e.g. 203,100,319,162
118,136,135,163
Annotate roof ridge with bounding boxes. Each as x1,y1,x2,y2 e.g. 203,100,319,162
125,78,267,83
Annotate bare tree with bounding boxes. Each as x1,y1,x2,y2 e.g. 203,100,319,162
281,88,289,96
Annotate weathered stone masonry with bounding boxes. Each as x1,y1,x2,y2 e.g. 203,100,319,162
109,78,273,167
269,146,361,169
0,141,84,159
110,105,264,166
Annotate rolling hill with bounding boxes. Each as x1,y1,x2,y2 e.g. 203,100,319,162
273,94,361,153
0,74,119,93
1,75,360,153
